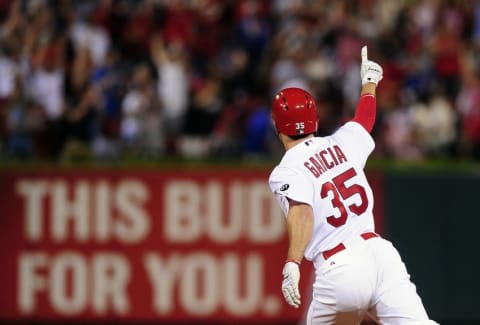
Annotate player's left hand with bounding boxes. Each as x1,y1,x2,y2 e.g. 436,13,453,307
282,261,301,308
360,46,383,86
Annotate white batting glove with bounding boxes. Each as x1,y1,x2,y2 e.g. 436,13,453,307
360,46,383,86
282,261,301,308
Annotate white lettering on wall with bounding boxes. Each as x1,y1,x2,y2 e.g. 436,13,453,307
92,253,130,314
180,253,218,316
144,252,273,317
206,182,243,243
164,181,202,242
51,182,89,242
15,179,150,243
94,181,111,241
223,253,262,315
17,252,131,315
18,253,48,313
16,181,49,242
164,180,284,243
248,182,284,242
144,253,182,314
115,180,150,243
50,252,87,314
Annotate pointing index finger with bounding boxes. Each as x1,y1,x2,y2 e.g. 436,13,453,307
361,46,368,63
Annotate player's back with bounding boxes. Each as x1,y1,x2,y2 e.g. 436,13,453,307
269,121,376,261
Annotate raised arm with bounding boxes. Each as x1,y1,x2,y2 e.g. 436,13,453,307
352,46,383,133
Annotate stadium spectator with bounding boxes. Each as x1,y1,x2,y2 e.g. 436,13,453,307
0,0,479,162
151,34,188,154
121,63,161,156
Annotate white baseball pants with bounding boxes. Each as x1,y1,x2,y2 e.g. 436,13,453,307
306,235,438,325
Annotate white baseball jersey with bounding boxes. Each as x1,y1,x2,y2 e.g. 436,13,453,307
269,121,375,261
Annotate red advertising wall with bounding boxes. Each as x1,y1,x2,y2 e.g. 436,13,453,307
0,169,315,323
0,168,383,324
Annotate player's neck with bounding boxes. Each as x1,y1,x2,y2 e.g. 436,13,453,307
281,134,315,151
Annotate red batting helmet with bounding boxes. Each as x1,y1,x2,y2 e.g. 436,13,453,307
271,87,318,136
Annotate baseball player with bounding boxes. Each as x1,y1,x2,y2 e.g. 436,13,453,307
269,47,438,325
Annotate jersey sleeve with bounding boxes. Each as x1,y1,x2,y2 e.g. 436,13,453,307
268,166,315,217
332,121,375,168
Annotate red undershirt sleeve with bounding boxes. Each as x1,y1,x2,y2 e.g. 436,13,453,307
352,94,376,133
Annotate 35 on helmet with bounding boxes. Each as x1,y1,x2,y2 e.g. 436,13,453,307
271,87,318,136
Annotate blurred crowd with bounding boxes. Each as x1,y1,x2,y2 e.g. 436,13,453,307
0,0,480,162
